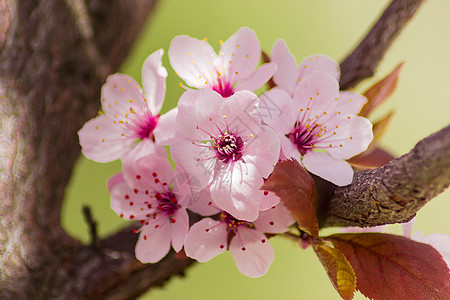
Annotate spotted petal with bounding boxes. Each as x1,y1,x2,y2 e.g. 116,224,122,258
221,27,261,84
229,227,274,278
78,115,134,163
184,218,228,262
135,217,172,263
142,49,168,114
169,35,217,89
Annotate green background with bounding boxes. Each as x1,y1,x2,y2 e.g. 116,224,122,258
63,0,450,299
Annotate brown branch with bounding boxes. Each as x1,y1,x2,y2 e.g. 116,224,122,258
339,0,424,90
321,125,450,228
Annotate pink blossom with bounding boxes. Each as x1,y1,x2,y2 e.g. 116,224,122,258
78,49,177,162
109,153,194,263
170,89,280,221
260,42,373,186
169,27,276,98
184,202,294,278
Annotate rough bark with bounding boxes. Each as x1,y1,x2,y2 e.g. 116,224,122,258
339,0,424,90
322,125,450,228
0,0,444,299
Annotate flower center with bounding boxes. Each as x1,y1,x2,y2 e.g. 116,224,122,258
212,132,244,163
212,80,234,98
210,71,234,98
155,191,179,216
286,122,320,155
135,113,159,140
220,211,252,235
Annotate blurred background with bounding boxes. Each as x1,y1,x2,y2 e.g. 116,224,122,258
63,0,450,299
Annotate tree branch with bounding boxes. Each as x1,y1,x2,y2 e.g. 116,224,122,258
322,125,450,228
339,0,424,90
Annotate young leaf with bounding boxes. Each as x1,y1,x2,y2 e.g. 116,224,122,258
372,110,395,142
360,62,404,117
348,147,396,170
262,159,318,236
326,233,450,300
312,239,357,300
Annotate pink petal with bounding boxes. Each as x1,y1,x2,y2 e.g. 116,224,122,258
142,49,168,114
315,115,373,160
234,62,277,92
101,74,147,116
184,218,228,262
243,125,280,178
175,89,223,141
170,208,189,252
153,107,178,146
221,27,261,84
229,227,274,278
169,35,217,88
253,202,295,233
135,217,172,263
170,136,216,189
217,90,261,136
210,161,262,222
259,191,280,211
337,91,368,115
110,180,157,220
293,70,340,119
302,151,354,186
402,219,415,238
78,115,134,162
121,139,164,172
122,152,175,192
297,54,340,82
271,39,299,96
280,135,302,163
259,88,296,132
185,184,220,216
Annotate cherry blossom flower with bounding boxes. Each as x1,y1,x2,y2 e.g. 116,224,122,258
78,49,177,163
109,153,194,263
170,89,280,221
169,27,276,98
184,202,294,278
260,42,373,186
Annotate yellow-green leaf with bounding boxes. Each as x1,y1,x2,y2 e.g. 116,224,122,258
313,241,356,300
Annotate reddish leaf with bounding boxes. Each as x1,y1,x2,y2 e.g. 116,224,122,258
326,233,450,300
372,110,395,143
360,62,404,117
312,239,357,300
262,159,318,236
348,147,396,170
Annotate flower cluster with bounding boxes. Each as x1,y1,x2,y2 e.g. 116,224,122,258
78,27,373,277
